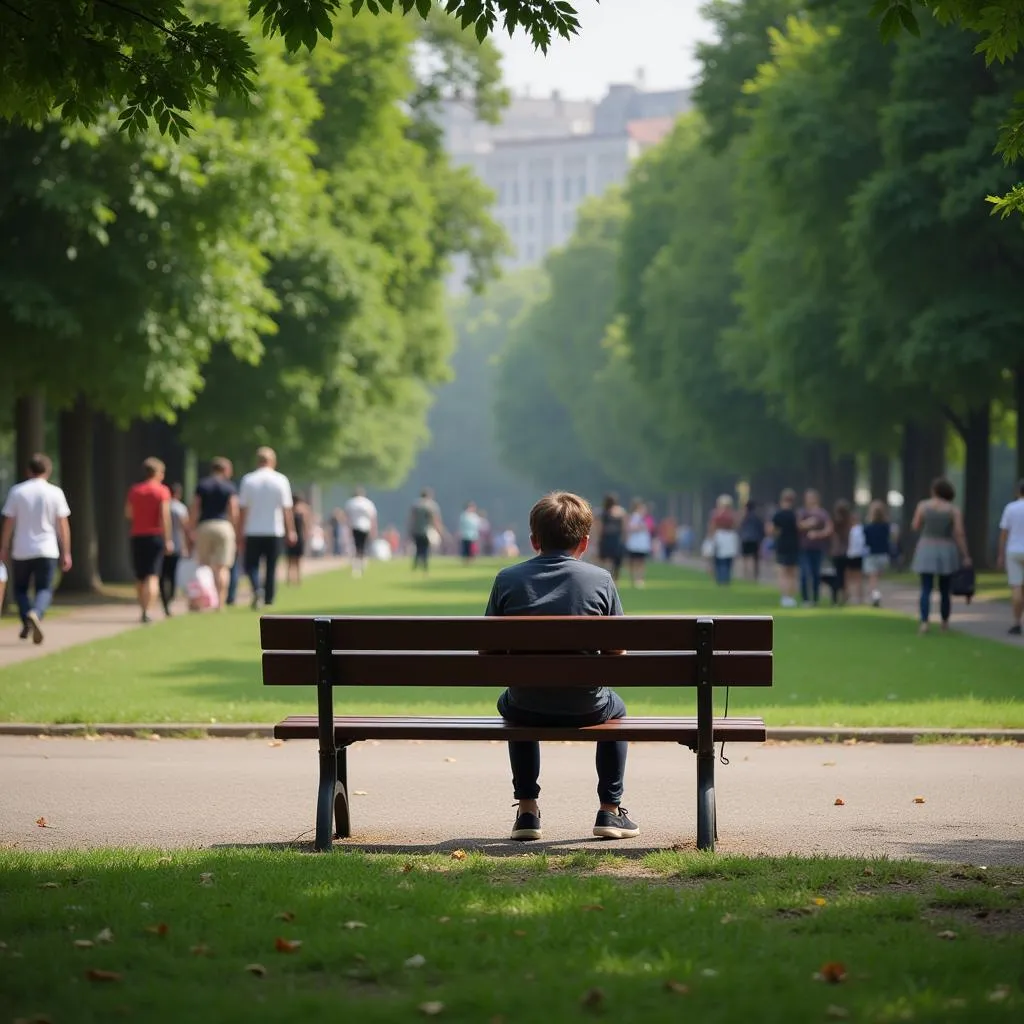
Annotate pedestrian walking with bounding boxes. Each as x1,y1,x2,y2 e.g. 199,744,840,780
191,457,238,610
459,501,482,564
330,508,345,556
911,477,971,634
996,479,1024,636
286,493,309,586
706,495,739,585
797,489,832,606
769,488,799,608
344,487,378,577
863,501,892,607
738,500,765,580
126,457,173,624
0,453,72,644
238,447,296,609
624,498,653,588
829,499,854,605
596,494,626,581
160,483,190,616
408,488,443,571
658,515,678,563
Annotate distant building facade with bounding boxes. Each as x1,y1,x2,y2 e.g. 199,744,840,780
442,79,691,280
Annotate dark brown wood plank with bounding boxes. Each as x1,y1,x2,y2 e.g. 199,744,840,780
274,714,766,743
260,615,773,653
262,650,773,687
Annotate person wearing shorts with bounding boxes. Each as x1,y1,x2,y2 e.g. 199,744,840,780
623,498,652,588
862,500,892,607
997,480,1024,636
769,489,799,608
192,457,238,610
126,457,172,624
345,487,378,577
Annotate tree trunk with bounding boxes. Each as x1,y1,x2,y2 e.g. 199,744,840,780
14,392,46,480
900,417,946,568
833,454,857,507
1016,362,1024,482
962,402,991,567
58,398,101,593
94,414,134,583
869,453,891,503
137,418,187,487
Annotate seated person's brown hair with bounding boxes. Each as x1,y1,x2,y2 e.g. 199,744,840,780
529,492,593,553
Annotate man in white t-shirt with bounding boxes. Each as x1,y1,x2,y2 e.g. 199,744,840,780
0,453,72,645
344,487,377,578
237,447,296,610
997,479,1024,636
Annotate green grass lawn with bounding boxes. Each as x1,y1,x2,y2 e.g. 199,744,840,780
1,848,1021,1023
0,560,1020,727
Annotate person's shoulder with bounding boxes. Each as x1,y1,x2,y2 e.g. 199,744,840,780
569,558,614,584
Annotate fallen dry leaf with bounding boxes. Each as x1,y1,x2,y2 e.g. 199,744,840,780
190,945,210,956
275,937,302,953
816,962,847,984
449,849,467,861
813,898,828,907
701,968,719,978
581,904,605,912
444,757,457,763
419,1002,445,1016
822,761,836,767
825,1005,849,1019
353,790,369,797
199,872,214,886
244,963,267,977
580,987,606,1012
663,980,690,995
913,796,926,804
512,929,527,938
85,969,121,983
145,923,169,937
148,732,161,741
38,881,60,889
936,930,957,940
404,954,426,968
73,940,94,949
343,921,366,930
267,739,283,747
401,863,415,874
862,867,875,876
275,911,295,923
719,914,736,925
157,856,172,865
987,985,1010,1003
833,798,845,807
35,817,49,828
437,916,451,924
95,927,114,944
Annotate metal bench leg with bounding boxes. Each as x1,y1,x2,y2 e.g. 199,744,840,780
696,751,716,852
695,617,716,852
335,744,351,839
315,747,338,852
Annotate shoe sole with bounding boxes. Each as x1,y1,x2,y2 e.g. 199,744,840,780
27,613,44,645
510,829,542,841
593,826,640,840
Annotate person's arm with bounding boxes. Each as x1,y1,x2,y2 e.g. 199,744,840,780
162,499,173,553
602,579,626,655
124,493,134,521
370,507,378,540
911,501,925,532
998,527,1008,569
952,507,971,563
0,515,13,562
58,516,72,573
189,495,202,536
178,506,192,557
284,506,297,546
227,494,240,530
815,515,834,541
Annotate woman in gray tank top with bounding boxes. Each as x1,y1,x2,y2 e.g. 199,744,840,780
910,477,971,633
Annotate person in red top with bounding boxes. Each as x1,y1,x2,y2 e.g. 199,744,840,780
125,457,173,624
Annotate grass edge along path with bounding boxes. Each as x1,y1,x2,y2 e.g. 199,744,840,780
0,560,1020,728
0,848,1022,1023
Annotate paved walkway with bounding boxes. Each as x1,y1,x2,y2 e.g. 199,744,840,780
2,736,1021,863
678,556,1020,646
0,556,348,668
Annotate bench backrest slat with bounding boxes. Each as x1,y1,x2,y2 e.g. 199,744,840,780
262,650,773,688
260,615,773,654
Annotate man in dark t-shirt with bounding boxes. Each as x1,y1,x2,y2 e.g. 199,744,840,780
485,491,639,844
770,488,800,608
190,457,239,609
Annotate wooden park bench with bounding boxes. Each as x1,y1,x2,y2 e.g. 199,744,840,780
261,615,773,853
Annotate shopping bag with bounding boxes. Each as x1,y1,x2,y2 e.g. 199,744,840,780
950,565,976,604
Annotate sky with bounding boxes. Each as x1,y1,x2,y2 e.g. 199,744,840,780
493,0,714,101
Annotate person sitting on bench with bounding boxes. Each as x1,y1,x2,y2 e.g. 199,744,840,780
485,491,639,843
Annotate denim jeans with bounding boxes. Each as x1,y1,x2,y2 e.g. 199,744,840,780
799,549,823,604
244,536,281,605
497,690,628,806
919,573,952,623
13,557,57,625
713,557,733,585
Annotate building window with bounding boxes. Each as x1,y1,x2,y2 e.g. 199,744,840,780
526,215,534,233
563,177,572,201
562,211,574,232
511,180,519,205
497,181,506,205
528,179,536,202
544,178,553,203
511,216,519,233
578,175,587,197
526,243,535,261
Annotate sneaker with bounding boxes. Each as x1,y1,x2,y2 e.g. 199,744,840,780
780,596,797,609
593,807,640,840
250,588,263,611
141,612,151,625
510,809,542,841
871,590,882,608
26,610,44,645
18,623,30,641
1008,624,1022,636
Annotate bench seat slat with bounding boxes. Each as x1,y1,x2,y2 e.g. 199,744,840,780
273,714,767,744
262,651,773,688
260,615,773,653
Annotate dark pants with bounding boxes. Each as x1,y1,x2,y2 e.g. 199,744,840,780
713,556,733,585
919,573,952,623
412,534,430,571
799,549,823,604
160,554,180,612
497,690,628,806
226,555,240,606
244,536,281,605
13,558,57,625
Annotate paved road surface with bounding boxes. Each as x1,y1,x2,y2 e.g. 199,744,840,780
2,737,1021,864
